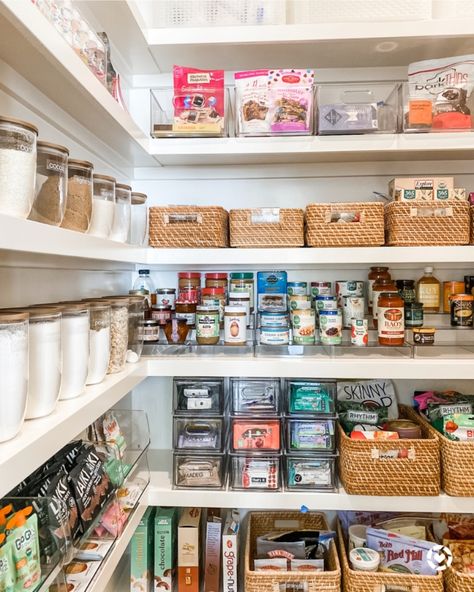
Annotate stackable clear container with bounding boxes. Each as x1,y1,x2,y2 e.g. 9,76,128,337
173,452,226,489
0,312,29,442
286,418,336,453
86,302,111,386
29,141,69,225
286,380,336,415
285,455,337,491
62,158,93,232
173,416,224,451
106,298,129,374
58,304,90,400
88,174,116,238
317,82,400,135
174,377,225,414
230,453,281,491
231,377,281,415
127,295,146,362
109,183,131,242
231,417,281,452
130,191,148,245
0,116,38,218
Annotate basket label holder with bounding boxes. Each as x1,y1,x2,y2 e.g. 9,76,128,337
371,447,416,460
409,206,453,218
251,208,281,224
164,213,203,224
272,583,309,592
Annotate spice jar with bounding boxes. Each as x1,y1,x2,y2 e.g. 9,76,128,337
444,281,465,313
196,305,220,345
202,287,225,327
368,267,391,314
62,159,93,232
178,272,201,294
157,288,176,310
224,305,247,345
143,320,160,342
450,294,474,327
109,183,131,243
205,273,228,298
405,302,424,328
130,191,148,245
176,297,197,327
230,272,255,312
164,316,190,344
0,117,38,219
86,302,111,386
88,174,116,238
127,295,146,362
396,280,416,304
151,305,172,326
228,291,250,325
58,303,90,399
0,312,29,442
107,298,129,374
29,141,69,226
377,292,405,346
372,278,398,329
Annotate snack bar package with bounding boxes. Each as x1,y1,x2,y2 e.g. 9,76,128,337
268,69,315,134
235,69,270,135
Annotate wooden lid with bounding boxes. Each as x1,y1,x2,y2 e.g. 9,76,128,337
37,140,69,155
0,116,38,134
0,312,29,322
93,174,116,183
68,158,93,169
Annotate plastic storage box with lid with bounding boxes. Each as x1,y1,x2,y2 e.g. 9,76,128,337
109,182,131,242
318,83,400,135
174,377,225,414
62,158,93,232
231,377,281,415
286,379,336,415
231,417,281,451
173,416,225,451
286,417,336,452
173,452,226,489
88,174,116,238
285,454,337,490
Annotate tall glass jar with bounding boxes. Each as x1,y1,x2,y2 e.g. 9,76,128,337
110,183,131,242
130,191,148,245
86,302,111,385
107,298,129,374
25,307,62,419
29,141,69,226
0,312,28,442
62,159,93,232
127,295,145,362
368,266,391,315
0,117,38,219
88,174,116,238
230,272,255,312
372,278,398,329
58,304,90,400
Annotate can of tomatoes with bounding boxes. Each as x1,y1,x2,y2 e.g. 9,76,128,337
351,318,369,346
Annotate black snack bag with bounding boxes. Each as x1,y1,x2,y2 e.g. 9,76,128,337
54,440,90,472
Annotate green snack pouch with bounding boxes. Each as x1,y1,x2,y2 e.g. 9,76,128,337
289,382,335,414
444,414,474,441
5,507,41,592
337,402,388,434
0,533,15,592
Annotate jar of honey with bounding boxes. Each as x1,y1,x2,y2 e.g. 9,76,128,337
377,291,405,346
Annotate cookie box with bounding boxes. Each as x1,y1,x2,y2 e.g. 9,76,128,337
173,416,224,451
231,377,281,415
232,418,281,451
230,453,281,490
286,418,336,452
285,454,337,490
286,380,336,415
174,377,224,414
173,453,226,489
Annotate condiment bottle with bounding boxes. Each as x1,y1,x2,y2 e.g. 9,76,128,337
417,267,441,313
377,292,405,346
372,278,398,329
368,266,391,315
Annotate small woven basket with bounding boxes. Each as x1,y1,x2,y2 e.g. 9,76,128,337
385,201,470,246
305,202,384,247
245,511,341,592
415,410,474,496
229,208,304,247
337,521,444,592
445,568,474,592
338,405,440,496
470,205,474,243
149,205,228,248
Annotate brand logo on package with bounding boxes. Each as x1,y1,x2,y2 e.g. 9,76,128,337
188,73,211,84
324,109,342,126
427,545,453,572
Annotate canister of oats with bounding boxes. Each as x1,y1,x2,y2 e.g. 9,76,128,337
351,318,369,346
292,308,316,345
342,296,365,328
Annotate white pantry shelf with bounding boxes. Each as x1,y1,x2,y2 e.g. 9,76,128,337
0,362,147,498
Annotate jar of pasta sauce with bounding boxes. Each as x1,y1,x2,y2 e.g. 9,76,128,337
378,292,405,346
368,267,391,314
372,278,398,329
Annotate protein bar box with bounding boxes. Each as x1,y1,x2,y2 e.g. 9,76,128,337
131,507,155,592
154,507,178,592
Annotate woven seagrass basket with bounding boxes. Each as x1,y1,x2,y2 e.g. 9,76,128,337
337,521,444,592
149,205,228,248
305,202,384,247
414,410,474,497
445,567,474,592
385,201,470,246
338,405,440,496
245,511,341,592
229,208,304,247
470,205,474,243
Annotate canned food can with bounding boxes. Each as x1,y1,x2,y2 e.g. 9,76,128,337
287,282,307,296
342,296,365,328
289,294,312,311
351,318,369,346
260,325,290,345
292,308,316,345
311,282,332,299
315,295,338,312
260,311,289,327
336,280,364,306
319,310,342,345
450,294,474,327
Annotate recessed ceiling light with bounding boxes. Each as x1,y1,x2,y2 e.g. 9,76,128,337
375,41,399,53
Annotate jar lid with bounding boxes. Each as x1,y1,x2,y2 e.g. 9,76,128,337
205,273,227,279
230,272,254,280
407,302,423,308
413,327,436,334
0,312,29,322
225,305,246,313
0,116,38,135
26,306,62,318
93,174,116,183
396,279,415,286
131,192,147,204
87,302,110,310
316,295,336,300
288,281,306,286
450,293,474,301
144,320,159,326
197,305,219,313
60,303,89,313
116,183,132,191
260,311,288,316
178,272,201,279
37,140,70,155
349,547,380,570
369,266,389,271
202,287,225,296
157,288,176,293
68,158,93,169
153,305,172,311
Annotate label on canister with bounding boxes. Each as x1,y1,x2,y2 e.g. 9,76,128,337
342,296,365,328
260,311,289,327
260,326,290,345
287,282,307,296
157,290,176,309
311,282,332,299
289,294,311,311
292,309,316,344
319,310,342,345
224,311,247,344
336,281,364,306
378,306,404,341
316,296,338,312
351,318,368,346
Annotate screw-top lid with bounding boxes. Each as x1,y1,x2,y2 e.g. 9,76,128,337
205,273,227,280
23,306,62,319
230,272,254,280
115,183,132,191
178,272,201,279
424,266,433,273
225,305,246,313
131,192,147,205
229,291,250,299
138,269,150,275
202,287,225,296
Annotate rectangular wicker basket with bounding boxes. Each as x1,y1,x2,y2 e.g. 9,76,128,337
470,205,474,243
415,411,474,497
245,511,341,592
229,208,304,248
338,405,440,496
385,201,470,246
337,521,444,592
148,205,228,248
305,202,385,247
445,568,474,592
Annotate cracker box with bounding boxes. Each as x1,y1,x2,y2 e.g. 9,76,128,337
131,507,155,592
154,508,178,592
178,508,202,592
222,510,240,592
204,510,222,592
389,177,454,202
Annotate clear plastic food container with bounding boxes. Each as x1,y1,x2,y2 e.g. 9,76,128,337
231,377,281,415
130,191,148,245
174,452,226,489
58,303,90,400
86,302,111,386
286,418,336,452
230,453,281,490
106,298,129,374
174,377,225,414
88,174,116,238
127,295,146,363
173,416,224,451
231,417,281,452
286,380,336,415
110,182,131,242
286,454,337,490
62,158,93,232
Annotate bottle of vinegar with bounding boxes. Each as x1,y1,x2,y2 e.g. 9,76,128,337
416,266,441,313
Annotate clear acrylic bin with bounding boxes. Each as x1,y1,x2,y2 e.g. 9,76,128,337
318,82,400,135
403,82,474,133
173,452,226,489
150,87,231,138
142,338,255,357
173,416,225,451
174,377,225,414
230,453,281,490
231,377,281,415
286,380,336,415
285,454,338,491
231,417,281,452
286,418,337,453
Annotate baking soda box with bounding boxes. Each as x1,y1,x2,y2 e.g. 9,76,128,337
222,510,240,592
131,507,155,592
154,508,178,592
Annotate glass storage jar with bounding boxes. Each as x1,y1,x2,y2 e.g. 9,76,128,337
205,273,228,298
202,287,225,327
25,307,62,419
127,295,146,362
86,302,111,385
58,303,90,400
405,302,424,328
396,279,416,304
130,191,148,245
143,319,160,342
176,297,198,327
109,182,131,242
230,272,254,312
62,158,93,232
0,116,38,219
88,174,116,238
29,141,69,226
378,292,405,346
178,272,201,297
368,266,391,314
196,305,220,345
0,312,29,442
107,298,129,374
372,278,398,329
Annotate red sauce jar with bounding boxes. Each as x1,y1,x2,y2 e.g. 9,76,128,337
378,292,405,346
372,278,398,329
368,267,391,315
